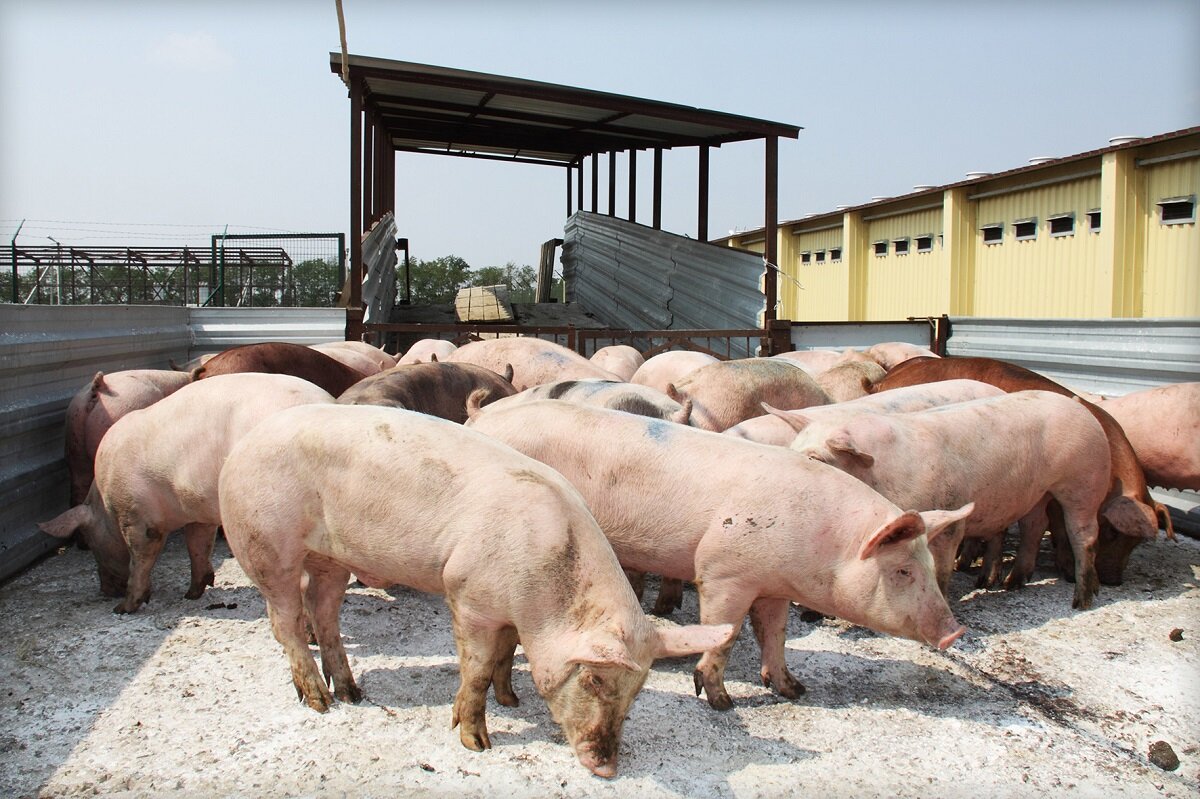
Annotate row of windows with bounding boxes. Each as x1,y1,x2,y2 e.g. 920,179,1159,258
798,196,1195,262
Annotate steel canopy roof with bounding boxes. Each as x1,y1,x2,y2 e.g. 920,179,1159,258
331,53,801,166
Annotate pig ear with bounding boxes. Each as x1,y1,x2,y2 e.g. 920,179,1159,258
502,363,514,384
918,503,974,542
859,511,924,560
39,504,94,539
1101,496,1160,540
653,623,736,660
761,403,810,433
429,352,438,363
827,432,874,466
566,641,641,673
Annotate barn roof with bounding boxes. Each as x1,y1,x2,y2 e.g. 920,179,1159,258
330,53,800,167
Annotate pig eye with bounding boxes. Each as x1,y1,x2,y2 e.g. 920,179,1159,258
897,568,912,578
581,671,605,695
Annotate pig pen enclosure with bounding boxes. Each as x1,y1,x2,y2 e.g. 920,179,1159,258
0,307,1198,798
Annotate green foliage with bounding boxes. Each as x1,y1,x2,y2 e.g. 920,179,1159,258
290,258,340,307
407,254,473,304
469,261,537,302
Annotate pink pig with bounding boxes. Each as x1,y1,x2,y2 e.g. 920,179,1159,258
667,357,831,432
629,350,718,394
217,403,732,777
466,400,972,711
1097,382,1200,491
776,390,1113,608
724,379,1006,447
589,345,645,381
396,338,457,365
40,373,334,611
447,337,620,390
63,369,193,505
310,341,394,375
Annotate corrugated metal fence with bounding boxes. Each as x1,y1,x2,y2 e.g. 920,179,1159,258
562,211,765,357
0,305,349,581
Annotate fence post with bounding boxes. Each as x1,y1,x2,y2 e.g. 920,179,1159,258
767,319,792,355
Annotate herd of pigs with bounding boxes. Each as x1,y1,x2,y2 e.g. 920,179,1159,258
36,334,1199,778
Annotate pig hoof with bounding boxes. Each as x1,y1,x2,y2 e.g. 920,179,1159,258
762,669,806,699
706,690,734,711
494,689,519,708
459,728,491,752
651,600,675,617
1002,572,1028,591
336,683,363,703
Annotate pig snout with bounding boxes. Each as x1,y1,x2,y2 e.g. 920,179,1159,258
574,737,620,778
936,624,967,650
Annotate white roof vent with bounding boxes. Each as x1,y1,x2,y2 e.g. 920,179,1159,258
913,184,936,191
1028,157,1055,165
1109,135,1142,146
870,196,891,202
965,171,990,179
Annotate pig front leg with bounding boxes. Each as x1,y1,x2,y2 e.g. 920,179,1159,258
114,520,167,614
691,583,753,711
652,578,685,616
748,597,805,699
976,534,1004,589
1006,500,1050,591
448,605,513,751
303,561,361,703
182,522,217,600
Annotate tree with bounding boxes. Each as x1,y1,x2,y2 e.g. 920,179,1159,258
408,254,473,304
469,261,537,302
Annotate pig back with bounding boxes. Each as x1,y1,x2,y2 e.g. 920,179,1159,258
672,358,831,431
447,337,620,390
195,342,368,396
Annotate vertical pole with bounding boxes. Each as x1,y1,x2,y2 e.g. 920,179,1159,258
363,113,374,225
698,144,710,241
566,163,573,217
607,151,617,217
764,135,779,324
628,149,637,222
374,113,387,222
590,153,598,213
576,160,584,213
653,148,663,230
349,75,363,311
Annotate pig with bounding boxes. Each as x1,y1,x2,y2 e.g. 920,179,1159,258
217,403,732,777
667,357,831,432
447,337,620,391
311,340,395,375
815,360,887,402
195,342,368,397
873,355,1170,585
471,378,692,426
771,348,874,376
1097,382,1200,491
466,400,973,710
723,379,1006,447
63,369,192,505
589,345,645,381
39,373,334,612
629,350,718,394
775,390,1113,608
396,338,457,365
865,341,940,370
338,361,517,423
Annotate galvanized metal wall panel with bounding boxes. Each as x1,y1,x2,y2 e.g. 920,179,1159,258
0,305,192,581
945,316,1200,395
789,320,935,351
864,208,948,319
1142,156,1200,317
563,212,764,355
189,308,348,357
362,212,399,324
972,177,1105,317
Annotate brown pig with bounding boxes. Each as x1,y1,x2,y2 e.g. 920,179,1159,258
194,341,368,396
466,400,972,711
338,361,516,423
217,403,732,777
63,369,192,505
874,355,1170,584
667,357,831,431
39,373,334,611
447,337,620,390
1097,382,1200,491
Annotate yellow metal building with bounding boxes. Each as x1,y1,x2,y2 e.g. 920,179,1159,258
722,127,1200,321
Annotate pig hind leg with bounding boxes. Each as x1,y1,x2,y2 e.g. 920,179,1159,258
1006,499,1051,591
652,577,685,616
749,597,805,699
303,559,361,703
182,522,217,600
114,519,166,614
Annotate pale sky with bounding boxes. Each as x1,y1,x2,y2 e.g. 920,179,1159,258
2,0,1197,271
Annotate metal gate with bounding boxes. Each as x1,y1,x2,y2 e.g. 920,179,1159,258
209,233,345,308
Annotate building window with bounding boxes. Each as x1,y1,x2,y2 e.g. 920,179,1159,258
1159,196,1196,225
1087,210,1101,232
830,247,842,261
981,223,1003,244
915,234,934,253
1048,213,1075,237
800,251,811,264
873,240,888,256
1014,218,1038,240
815,250,826,263
893,238,910,255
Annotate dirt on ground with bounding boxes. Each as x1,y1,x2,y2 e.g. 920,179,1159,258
1,531,1197,798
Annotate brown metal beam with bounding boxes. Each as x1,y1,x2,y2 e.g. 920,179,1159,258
653,148,663,230
628,149,637,222
608,151,616,217
349,74,363,310
764,134,779,324
590,153,598,212
698,144,710,241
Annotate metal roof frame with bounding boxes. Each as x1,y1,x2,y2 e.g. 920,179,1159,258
331,52,801,331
